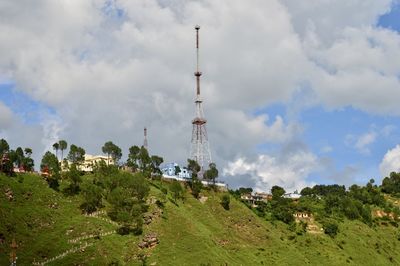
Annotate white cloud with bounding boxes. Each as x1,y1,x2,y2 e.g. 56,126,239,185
321,145,333,153
223,147,318,192
282,0,392,44
346,125,396,155
380,145,400,177
381,125,396,137
0,0,399,187
345,131,376,155
354,131,377,155
0,101,13,130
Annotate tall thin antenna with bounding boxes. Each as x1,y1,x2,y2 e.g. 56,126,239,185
194,25,202,96
190,25,212,176
143,127,148,150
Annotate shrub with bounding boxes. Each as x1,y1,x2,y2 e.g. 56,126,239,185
323,220,339,238
221,194,230,210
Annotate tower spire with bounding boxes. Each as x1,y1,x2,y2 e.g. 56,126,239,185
190,25,212,176
143,127,148,150
195,25,202,97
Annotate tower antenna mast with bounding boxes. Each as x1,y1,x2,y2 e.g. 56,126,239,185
190,25,212,176
143,127,148,150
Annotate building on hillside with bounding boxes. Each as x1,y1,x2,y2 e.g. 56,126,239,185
161,162,190,178
293,212,312,221
13,166,26,173
62,154,114,172
254,192,272,202
283,191,301,201
240,192,272,207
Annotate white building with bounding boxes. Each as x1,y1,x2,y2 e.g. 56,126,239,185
161,162,190,178
283,191,301,200
62,154,114,172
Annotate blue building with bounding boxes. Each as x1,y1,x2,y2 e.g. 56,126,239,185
161,162,190,179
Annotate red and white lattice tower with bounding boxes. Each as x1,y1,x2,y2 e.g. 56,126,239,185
190,25,212,175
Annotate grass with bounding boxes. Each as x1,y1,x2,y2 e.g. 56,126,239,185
1,173,400,265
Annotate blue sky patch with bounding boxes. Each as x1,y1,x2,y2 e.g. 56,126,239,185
378,2,400,32
0,82,56,125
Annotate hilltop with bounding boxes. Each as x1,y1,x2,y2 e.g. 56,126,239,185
1,173,400,265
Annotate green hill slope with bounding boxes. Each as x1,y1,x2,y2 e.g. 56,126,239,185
1,173,400,265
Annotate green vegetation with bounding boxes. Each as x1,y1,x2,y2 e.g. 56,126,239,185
40,151,61,190
0,138,34,175
2,172,400,265
67,144,85,165
220,194,230,210
102,141,122,165
3,137,400,265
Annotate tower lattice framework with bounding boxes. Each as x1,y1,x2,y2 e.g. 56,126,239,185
190,25,212,174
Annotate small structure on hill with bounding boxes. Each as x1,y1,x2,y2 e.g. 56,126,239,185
61,154,114,172
293,212,311,220
283,191,301,201
161,162,190,178
241,192,272,207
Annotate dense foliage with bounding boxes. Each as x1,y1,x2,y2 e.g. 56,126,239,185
231,175,400,238
0,139,34,175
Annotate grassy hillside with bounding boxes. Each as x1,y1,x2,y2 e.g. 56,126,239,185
1,173,400,265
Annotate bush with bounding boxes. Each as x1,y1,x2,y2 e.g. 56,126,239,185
191,176,203,199
221,194,230,210
323,220,339,238
80,182,103,213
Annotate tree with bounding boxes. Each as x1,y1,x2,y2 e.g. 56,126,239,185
204,162,218,185
67,144,85,165
58,140,68,161
221,194,230,210
24,148,32,157
107,172,150,235
187,159,202,198
381,172,400,195
300,187,313,196
127,145,140,171
150,155,164,177
80,181,103,213
138,146,151,173
269,186,295,223
102,141,122,165
15,147,24,168
174,165,181,176
0,139,9,155
53,142,60,160
22,148,34,171
191,175,203,199
271,186,285,200
41,151,61,190
187,159,201,178
22,157,34,172
238,187,253,194
64,163,82,195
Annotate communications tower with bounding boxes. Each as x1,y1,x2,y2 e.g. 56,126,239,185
190,25,212,175
143,127,148,150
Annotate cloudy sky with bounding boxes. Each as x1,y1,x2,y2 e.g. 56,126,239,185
1,0,400,192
